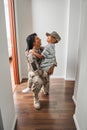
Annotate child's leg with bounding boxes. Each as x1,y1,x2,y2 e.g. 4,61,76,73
47,65,55,75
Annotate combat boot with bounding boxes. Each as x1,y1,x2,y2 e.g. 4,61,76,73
34,98,40,109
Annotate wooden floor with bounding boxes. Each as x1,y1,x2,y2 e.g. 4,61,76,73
14,79,76,130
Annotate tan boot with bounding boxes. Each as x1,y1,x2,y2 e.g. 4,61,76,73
22,87,30,93
34,98,40,109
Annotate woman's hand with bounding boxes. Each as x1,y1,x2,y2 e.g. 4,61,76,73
36,54,43,59
30,49,43,59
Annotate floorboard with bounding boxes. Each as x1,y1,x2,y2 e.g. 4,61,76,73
14,79,76,130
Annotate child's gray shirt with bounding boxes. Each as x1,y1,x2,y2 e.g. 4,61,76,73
40,43,57,72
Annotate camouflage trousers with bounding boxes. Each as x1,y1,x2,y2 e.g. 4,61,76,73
28,71,49,99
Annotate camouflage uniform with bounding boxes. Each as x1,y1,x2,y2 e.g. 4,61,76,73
27,48,49,100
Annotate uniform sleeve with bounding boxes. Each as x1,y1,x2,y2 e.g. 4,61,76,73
27,53,43,76
31,60,38,71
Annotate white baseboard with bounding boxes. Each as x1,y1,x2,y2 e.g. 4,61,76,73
73,114,80,130
65,77,75,81
50,76,75,83
50,76,64,79
72,95,77,105
12,115,17,130
23,76,75,81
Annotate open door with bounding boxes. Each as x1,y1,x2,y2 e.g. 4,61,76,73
8,0,20,86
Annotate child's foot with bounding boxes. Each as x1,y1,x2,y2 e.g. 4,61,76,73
22,87,31,93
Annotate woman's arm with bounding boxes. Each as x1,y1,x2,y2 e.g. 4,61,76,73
30,50,44,59
27,53,43,76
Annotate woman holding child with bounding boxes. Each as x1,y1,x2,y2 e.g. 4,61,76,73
23,31,61,109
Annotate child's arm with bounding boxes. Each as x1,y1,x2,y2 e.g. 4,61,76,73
30,50,44,59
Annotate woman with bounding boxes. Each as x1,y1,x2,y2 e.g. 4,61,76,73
23,33,55,109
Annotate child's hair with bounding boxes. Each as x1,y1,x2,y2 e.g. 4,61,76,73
26,33,37,51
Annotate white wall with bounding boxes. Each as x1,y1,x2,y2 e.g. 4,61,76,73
66,0,81,80
14,0,81,80
14,0,33,81
31,0,69,78
0,0,16,130
73,0,87,130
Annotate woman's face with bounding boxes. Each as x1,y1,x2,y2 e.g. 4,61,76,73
34,36,41,49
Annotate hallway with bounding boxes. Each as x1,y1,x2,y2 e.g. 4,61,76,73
14,79,76,130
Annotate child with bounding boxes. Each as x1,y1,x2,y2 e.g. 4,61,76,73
31,31,61,75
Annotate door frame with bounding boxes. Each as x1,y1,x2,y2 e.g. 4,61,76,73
8,0,20,84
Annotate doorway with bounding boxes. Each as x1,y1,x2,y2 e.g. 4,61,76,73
4,0,20,92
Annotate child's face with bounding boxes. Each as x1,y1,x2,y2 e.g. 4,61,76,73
47,35,57,44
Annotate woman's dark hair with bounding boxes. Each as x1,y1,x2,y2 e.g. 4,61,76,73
26,33,37,51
